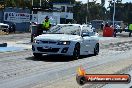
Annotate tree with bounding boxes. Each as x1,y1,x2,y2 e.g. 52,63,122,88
73,1,107,24
73,1,83,23
101,0,105,7
50,0,75,4
5,0,16,7
108,1,132,23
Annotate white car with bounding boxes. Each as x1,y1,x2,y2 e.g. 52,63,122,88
32,24,99,59
0,23,9,32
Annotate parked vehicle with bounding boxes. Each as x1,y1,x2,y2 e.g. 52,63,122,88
32,24,99,60
30,23,40,42
107,21,125,33
0,23,9,33
8,23,16,33
124,26,129,32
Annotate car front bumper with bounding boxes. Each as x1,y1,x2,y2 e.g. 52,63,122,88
32,43,75,56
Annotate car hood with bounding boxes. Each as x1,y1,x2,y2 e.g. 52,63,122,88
35,34,81,41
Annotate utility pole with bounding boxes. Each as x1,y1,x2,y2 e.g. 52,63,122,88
31,0,33,14
85,0,88,24
113,0,116,28
40,0,41,6
31,0,33,23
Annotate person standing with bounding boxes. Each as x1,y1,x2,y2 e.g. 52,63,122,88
101,23,104,30
42,16,51,32
12,23,16,33
128,24,132,37
113,24,117,37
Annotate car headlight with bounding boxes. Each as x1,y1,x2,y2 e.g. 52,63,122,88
33,39,41,43
57,41,70,45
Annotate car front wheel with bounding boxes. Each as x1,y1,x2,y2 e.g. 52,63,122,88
72,43,80,60
94,44,99,56
33,53,42,58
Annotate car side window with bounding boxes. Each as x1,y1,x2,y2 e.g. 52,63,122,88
70,26,81,35
82,26,95,37
88,32,95,36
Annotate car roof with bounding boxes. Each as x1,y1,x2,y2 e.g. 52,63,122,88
56,24,88,27
0,23,9,26
57,24,81,26
56,24,94,32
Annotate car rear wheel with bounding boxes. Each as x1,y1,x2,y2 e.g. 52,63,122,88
33,53,42,58
72,43,80,60
94,44,99,56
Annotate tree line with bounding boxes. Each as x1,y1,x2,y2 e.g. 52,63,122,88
3,0,132,24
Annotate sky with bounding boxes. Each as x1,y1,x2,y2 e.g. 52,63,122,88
76,0,132,7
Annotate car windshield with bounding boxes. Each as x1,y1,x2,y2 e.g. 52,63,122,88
47,25,81,35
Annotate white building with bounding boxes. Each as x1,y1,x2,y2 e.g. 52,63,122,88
53,3,73,23
32,3,74,25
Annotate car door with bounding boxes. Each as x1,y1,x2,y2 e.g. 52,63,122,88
81,26,96,54
80,31,92,55
89,32,98,53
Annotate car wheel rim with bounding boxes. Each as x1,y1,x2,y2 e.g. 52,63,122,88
75,49,79,58
74,45,80,59
95,45,99,54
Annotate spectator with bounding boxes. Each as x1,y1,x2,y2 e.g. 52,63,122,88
128,24,132,37
101,23,104,30
12,23,16,33
42,16,51,32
